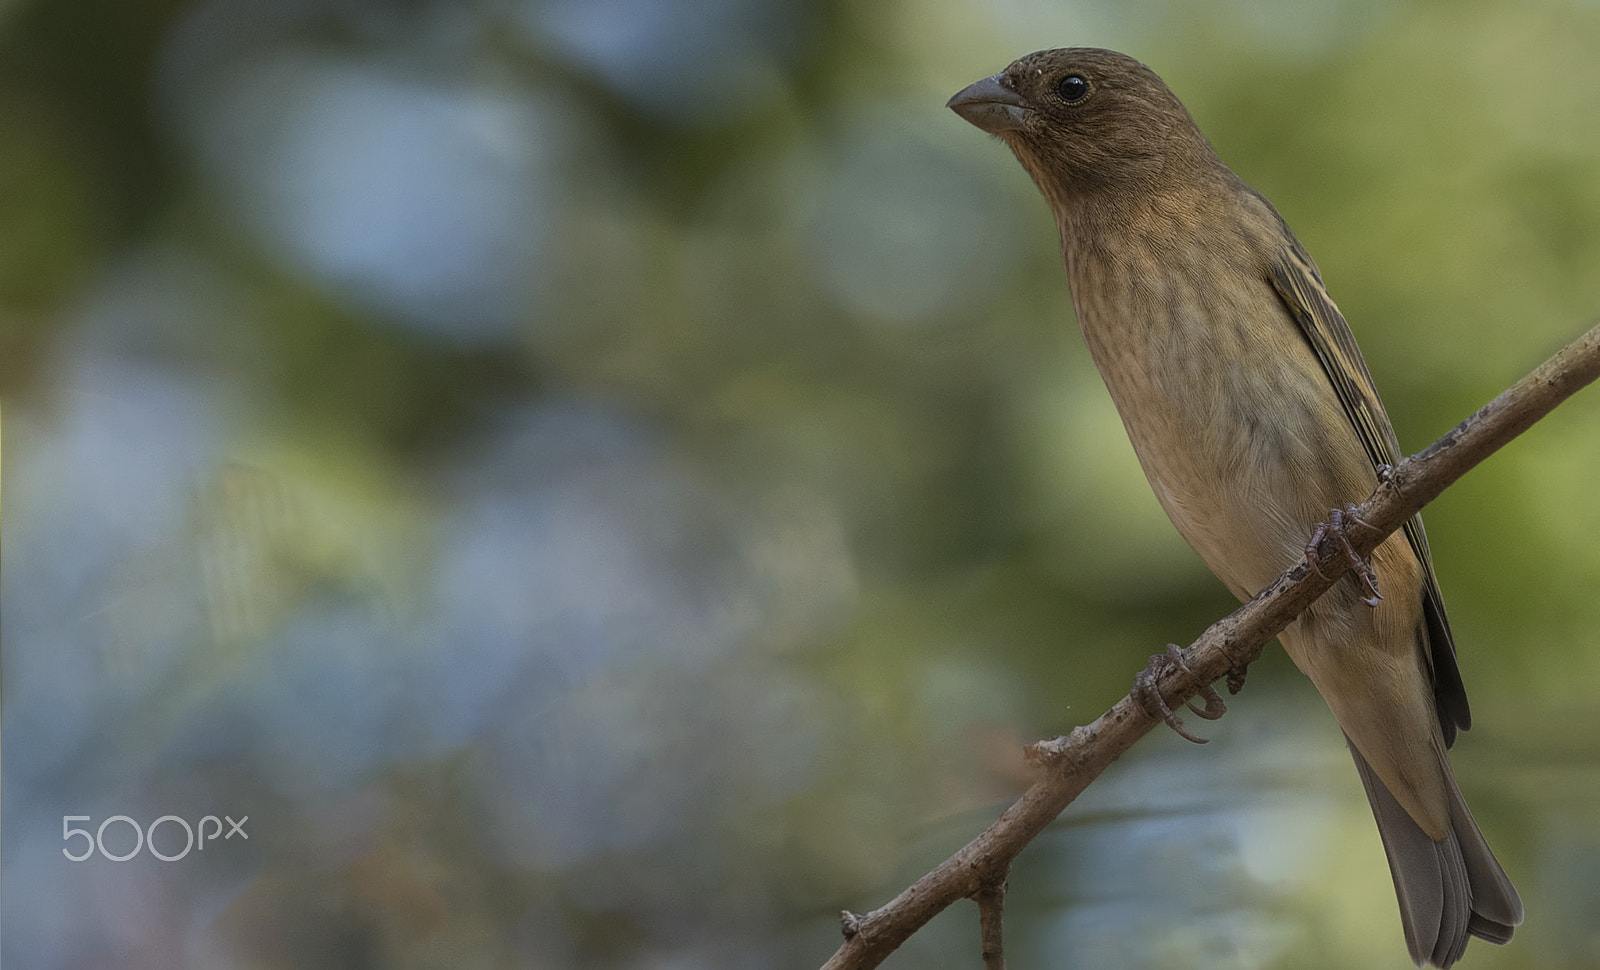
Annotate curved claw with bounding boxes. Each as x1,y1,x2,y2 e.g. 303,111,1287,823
1186,683,1228,721
1305,506,1383,607
1132,642,1227,744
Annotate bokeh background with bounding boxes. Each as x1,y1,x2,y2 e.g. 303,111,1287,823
4,0,1600,967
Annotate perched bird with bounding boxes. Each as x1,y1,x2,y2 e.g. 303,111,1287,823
949,48,1522,967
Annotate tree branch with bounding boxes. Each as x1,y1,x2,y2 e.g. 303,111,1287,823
973,877,1007,970
820,320,1600,970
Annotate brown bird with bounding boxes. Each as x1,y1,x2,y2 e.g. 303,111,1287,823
949,48,1521,967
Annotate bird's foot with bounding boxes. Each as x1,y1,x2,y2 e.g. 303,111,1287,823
1305,505,1382,607
1133,642,1227,744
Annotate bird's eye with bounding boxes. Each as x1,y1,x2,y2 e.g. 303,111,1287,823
1056,74,1088,103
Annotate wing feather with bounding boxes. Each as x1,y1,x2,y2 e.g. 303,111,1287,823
1269,241,1471,743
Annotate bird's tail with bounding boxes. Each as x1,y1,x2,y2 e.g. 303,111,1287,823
1346,737,1522,967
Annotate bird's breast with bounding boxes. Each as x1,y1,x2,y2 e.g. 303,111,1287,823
1065,243,1375,598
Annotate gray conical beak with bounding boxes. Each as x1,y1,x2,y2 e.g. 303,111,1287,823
947,74,1032,133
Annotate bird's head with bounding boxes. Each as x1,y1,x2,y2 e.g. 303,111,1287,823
948,48,1218,210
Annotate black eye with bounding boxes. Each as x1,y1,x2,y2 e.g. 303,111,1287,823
1056,74,1088,103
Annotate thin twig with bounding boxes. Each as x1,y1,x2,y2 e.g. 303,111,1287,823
819,320,1600,970
974,877,1007,970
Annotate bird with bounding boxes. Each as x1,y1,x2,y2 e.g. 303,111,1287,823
948,48,1522,967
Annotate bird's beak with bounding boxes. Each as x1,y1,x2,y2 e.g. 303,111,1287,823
947,74,1032,134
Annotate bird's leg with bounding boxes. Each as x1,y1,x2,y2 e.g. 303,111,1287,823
1132,642,1227,744
1305,505,1382,606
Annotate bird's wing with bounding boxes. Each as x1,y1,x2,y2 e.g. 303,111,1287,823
1269,241,1471,744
